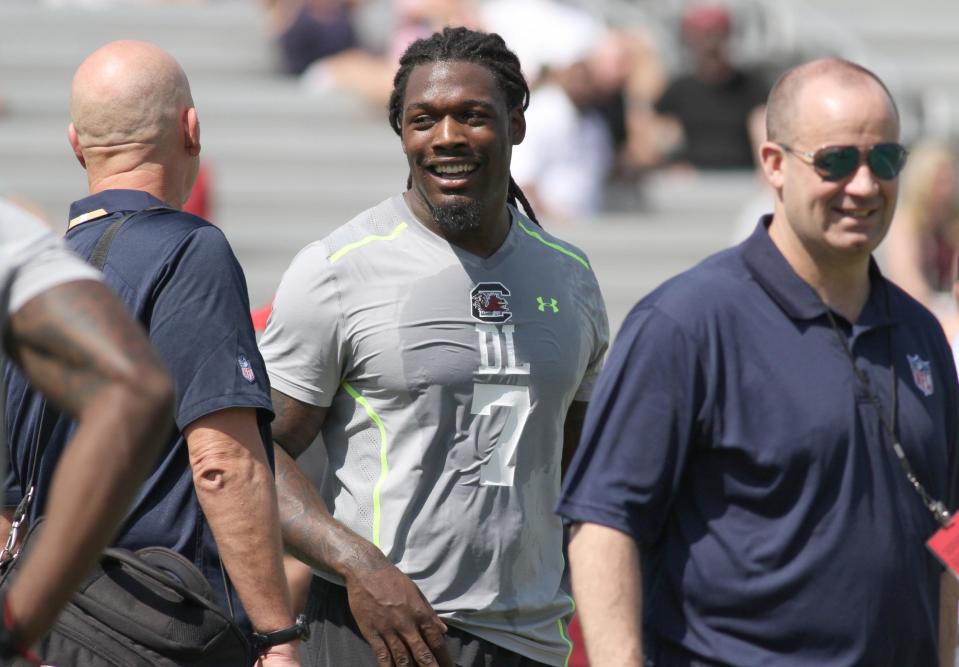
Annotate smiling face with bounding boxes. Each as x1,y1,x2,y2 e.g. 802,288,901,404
400,60,525,240
762,72,900,271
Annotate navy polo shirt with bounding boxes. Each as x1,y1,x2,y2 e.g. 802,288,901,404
3,189,273,634
557,217,959,666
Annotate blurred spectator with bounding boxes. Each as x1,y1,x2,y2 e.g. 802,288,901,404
653,3,769,170
486,0,614,221
884,141,959,337
288,0,479,106
264,0,360,76
386,0,480,64
592,27,668,177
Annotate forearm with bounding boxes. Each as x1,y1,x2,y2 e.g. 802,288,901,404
940,572,957,667
275,445,387,581
188,412,293,635
6,384,170,645
569,522,644,667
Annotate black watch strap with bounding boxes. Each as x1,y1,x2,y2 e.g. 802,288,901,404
251,614,310,652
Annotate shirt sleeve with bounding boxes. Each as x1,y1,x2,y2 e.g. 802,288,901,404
0,199,101,319
258,243,347,408
147,225,272,431
557,303,704,544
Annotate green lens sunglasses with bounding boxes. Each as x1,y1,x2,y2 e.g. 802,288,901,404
778,143,908,182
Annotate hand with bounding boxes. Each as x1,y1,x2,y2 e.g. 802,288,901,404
257,641,301,666
345,551,453,667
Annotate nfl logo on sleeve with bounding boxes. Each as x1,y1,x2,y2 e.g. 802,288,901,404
238,355,256,384
907,354,934,397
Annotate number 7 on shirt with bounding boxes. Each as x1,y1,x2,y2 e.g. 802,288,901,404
471,384,531,487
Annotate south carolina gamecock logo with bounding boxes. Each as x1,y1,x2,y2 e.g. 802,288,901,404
470,283,512,323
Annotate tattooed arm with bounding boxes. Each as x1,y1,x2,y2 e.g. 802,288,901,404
4,279,173,646
272,389,453,667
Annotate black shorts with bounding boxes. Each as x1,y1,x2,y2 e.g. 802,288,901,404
302,575,551,667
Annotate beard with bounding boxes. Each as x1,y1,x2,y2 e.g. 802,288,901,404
431,200,483,236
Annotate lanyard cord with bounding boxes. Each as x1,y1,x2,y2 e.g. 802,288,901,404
823,308,952,527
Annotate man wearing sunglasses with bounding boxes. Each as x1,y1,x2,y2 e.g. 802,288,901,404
558,58,959,666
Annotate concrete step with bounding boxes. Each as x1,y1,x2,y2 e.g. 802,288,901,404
0,78,381,125
0,4,272,69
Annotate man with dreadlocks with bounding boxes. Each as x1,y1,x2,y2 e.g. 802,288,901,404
259,25,609,667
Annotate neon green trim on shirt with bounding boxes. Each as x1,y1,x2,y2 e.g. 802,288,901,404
515,219,590,270
558,595,576,667
329,223,408,264
342,381,389,548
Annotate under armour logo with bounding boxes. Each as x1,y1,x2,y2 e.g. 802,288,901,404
536,297,559,313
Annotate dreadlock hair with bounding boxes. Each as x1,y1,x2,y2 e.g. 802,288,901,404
388,26,540,226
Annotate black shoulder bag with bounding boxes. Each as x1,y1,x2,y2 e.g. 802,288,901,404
0,210,255,666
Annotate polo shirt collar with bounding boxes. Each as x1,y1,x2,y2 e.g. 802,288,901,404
742,215,894,328
68,189,169,230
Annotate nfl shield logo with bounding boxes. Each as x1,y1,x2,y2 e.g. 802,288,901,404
238,355,256,384
907,354,934,397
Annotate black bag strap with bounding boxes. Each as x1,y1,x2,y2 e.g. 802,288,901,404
88,206,170,271
1,336,55,563
24,404,52,497
0,264,18,484
88,212,136,271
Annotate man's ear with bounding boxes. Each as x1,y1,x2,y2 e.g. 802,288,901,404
67,123,86,168
759,141,786,191
184,107,201,156
510,107,526,146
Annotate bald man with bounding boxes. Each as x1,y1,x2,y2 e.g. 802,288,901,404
3,41,302,666
558,59,959,666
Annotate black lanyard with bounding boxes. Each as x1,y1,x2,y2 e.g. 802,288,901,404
824,308,952,527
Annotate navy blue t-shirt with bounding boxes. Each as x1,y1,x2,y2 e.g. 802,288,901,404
557,218,959,666
3,189,273,634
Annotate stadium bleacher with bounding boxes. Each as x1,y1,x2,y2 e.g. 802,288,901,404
0,0,954,335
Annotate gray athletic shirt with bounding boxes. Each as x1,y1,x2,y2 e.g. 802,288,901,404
0,197,101,339
260,195,608,665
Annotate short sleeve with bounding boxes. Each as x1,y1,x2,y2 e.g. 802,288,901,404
557,304,704,544
147,226,271,430
0,199,101,319
259,243,347,408
573,269,610,403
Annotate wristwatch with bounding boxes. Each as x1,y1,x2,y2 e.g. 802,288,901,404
251,614,310,652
